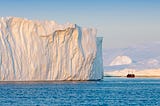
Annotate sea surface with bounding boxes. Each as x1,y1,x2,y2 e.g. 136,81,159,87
0,77,160,106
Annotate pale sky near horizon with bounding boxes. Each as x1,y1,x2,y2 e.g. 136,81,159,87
0,0,160,49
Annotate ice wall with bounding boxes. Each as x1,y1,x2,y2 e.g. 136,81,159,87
0,17,103,81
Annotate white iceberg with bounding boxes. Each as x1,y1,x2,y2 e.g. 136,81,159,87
0,17,103,81
109,56,132,66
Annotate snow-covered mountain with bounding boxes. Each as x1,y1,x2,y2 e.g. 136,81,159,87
0,17,103,81
103,42,160,77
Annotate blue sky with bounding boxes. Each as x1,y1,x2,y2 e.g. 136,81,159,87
0,0,160,48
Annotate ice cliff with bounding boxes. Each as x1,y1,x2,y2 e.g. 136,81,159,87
0,17,103,81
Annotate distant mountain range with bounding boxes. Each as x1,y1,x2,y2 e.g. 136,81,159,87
103,42,160,77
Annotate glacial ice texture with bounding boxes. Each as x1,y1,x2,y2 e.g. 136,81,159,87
0,17,103,81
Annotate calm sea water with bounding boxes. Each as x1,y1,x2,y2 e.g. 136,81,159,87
0,77,160,106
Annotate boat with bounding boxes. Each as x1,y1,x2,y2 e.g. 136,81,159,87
127,74,135,78
127,70,135,78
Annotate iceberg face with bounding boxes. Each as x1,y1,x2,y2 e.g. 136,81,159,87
0,17,103,81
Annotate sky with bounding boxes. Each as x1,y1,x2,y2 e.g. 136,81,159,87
0,0,160,49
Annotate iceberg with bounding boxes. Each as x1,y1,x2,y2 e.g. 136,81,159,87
109,56,132,66
0,17,103,81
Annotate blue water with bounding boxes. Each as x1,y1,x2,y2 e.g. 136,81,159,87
0,77,160,106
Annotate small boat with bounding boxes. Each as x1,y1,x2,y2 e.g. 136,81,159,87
127,74,135,78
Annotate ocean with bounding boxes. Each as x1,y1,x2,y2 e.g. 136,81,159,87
0,77,159,106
